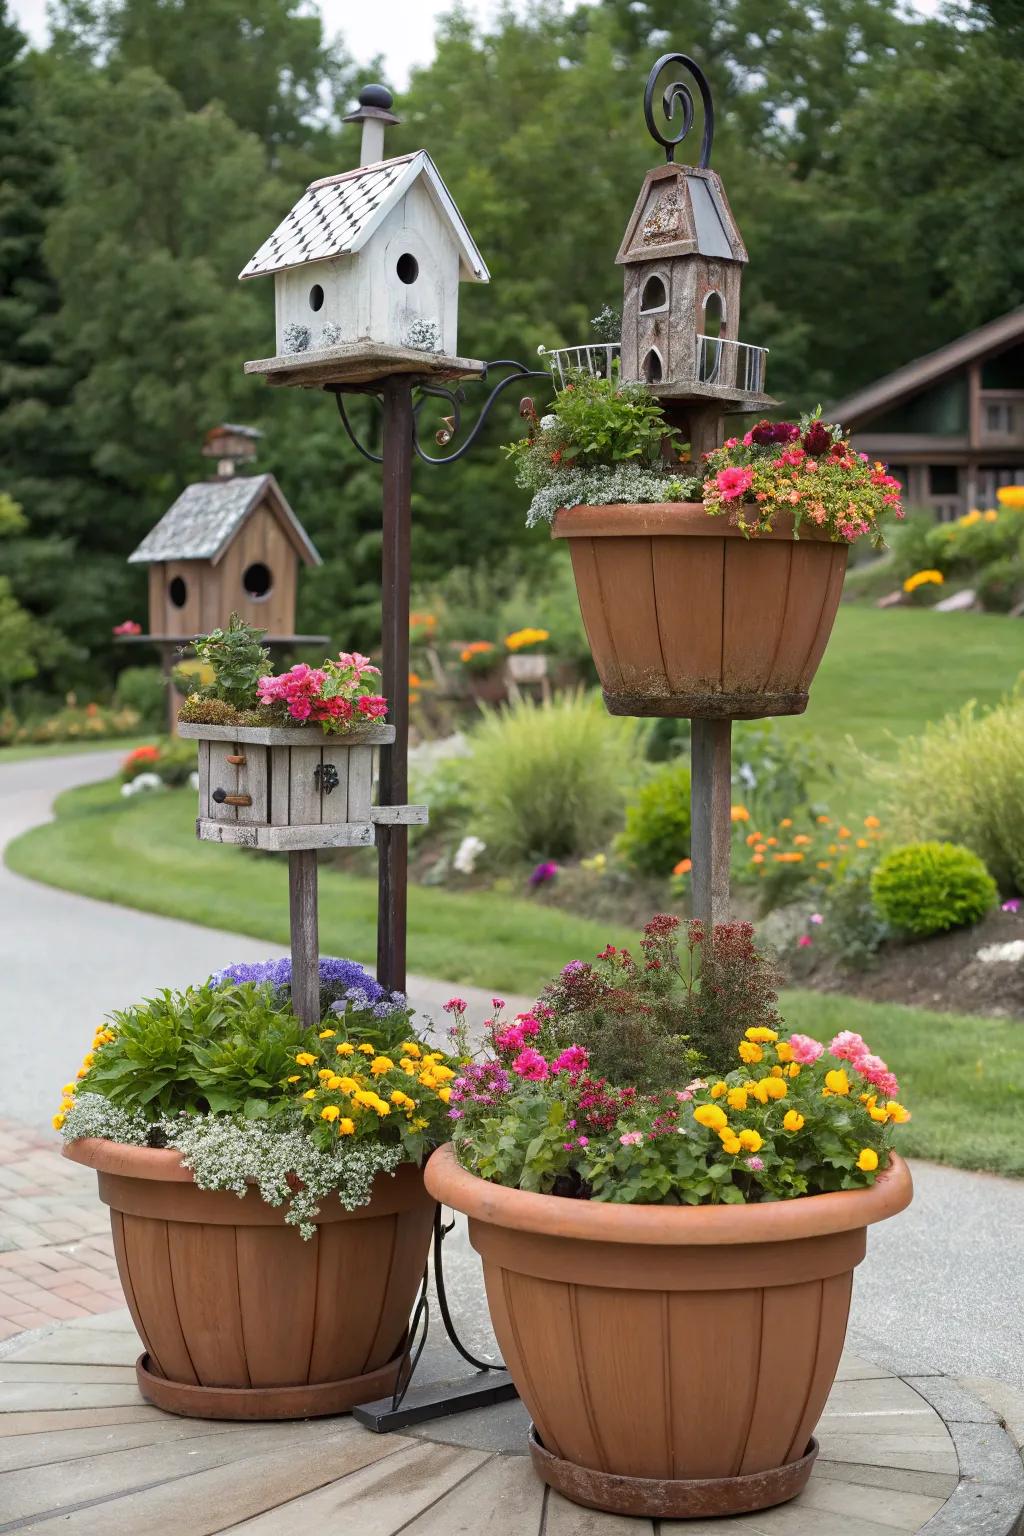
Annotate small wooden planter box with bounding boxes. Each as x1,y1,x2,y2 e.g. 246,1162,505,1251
177,722,426,850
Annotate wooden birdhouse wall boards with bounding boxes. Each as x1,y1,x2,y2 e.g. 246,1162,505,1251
239,86,489,390
617,162,750,398
128,471,320,640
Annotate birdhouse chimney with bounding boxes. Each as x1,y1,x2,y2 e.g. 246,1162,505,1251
201,423,262,479
342,83,400,168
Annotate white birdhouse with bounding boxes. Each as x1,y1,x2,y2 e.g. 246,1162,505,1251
240,85,489,389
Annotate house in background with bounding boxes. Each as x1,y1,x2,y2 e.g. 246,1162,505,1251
831,306,1024,520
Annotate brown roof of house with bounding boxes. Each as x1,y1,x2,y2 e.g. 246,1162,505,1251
831,305,1024,427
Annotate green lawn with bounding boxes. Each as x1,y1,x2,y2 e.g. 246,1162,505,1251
4,780,637,996
793,605,1024,758
0,735,147,765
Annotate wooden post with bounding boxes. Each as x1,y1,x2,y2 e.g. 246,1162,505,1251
376,376,413,994
288,849,319,1028
690,718,733,929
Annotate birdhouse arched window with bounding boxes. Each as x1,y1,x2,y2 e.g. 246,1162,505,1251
702,290,725,339
639,274,668,314
243,562,273,601
698,291,726,384
641,347,663,384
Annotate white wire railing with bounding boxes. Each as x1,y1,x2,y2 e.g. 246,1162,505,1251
537,342,620,386
696,334,768,393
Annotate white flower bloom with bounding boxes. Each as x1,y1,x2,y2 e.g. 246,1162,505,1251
540,414,558,431
977,940,1024,965
453,834,486,874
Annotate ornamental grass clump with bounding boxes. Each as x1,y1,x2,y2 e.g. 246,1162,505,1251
448,923,910,1206
56,971,456,1236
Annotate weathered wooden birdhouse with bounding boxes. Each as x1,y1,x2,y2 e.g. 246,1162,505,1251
239,85,489,389
128,432,321,640
617,160,769,405
177,721,425,851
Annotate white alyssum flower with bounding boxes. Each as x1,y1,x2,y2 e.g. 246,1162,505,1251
524,465,700,527
121,772,163,797
61,1094,405,1239
453,834,486,874
976,940,1024,965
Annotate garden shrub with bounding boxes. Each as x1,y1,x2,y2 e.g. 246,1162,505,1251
889,510,937,582
871,841,997,937
883,696,1024,893
977,556,1024,613
617,759,691,876
113,666,166,730
464,691,644,862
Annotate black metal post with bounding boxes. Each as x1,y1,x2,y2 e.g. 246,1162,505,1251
377,376,413,994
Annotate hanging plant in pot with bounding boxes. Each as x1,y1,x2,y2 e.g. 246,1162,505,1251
507,379,903,720
57,959,455,1420
425,915,913,1519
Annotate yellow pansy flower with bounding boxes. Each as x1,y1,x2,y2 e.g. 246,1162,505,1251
401,1043,422,1058
694,1104,728,1131
337,1077,358,1093
437,1086,451,1104
761,1077,787,1101
338,1118,355,1136
336,1042,355,1056
321,1105,340,1122
726,1087,748,1111
370,1056,395,1076
318,1029,336,1039
317,1069,334,1080
774,1041,793,1063
745,1027,778,1043
357,1043,375,1055
824,1068,850,1096
286,1074,301,1083
720,1134,742,1155
738,1041,763,1065
783,1110,805,1132
857,1148,878,1172
295,1052,317,1066
302,1089,316,1100
886,1101,911,1123
710,1081,728,1098
738,1129,763,1152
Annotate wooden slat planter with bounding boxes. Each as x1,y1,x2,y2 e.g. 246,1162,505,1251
551,503,848,720
178,721,427,851
64,1140,435,1420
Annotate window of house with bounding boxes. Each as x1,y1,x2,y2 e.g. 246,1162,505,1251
928,465,959,496
985,402,1014,435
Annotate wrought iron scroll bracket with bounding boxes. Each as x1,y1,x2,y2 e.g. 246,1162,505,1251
643,51,715,167
332,359,552,469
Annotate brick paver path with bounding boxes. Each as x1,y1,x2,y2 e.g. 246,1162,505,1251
0,1120,123,1340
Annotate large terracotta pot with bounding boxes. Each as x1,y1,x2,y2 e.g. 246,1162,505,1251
65,1139,434,1420
426,1145,912,1519
551,503,848,719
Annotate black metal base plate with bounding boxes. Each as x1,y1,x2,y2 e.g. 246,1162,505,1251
352,1370,519,1432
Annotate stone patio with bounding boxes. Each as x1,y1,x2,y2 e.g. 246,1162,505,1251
4,1304,1015,1535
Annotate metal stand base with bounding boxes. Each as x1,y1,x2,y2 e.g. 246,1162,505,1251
352,1206,520,1433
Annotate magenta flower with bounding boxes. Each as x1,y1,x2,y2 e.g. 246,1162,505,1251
1003,899,1022,914
514,1014,541,1038
788,1033,824,1065
797,935,812,948
715,465,755,501
552,1045,590,1077
529,860,559,887
512,1047,550,1081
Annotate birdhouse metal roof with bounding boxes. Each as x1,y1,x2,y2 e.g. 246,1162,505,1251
127,473,321,567
238,150,489,284
616,163,747,266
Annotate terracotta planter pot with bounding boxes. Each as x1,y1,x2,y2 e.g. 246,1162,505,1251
425,1145,912,1519
65,1139,434,1420
551,503,848,719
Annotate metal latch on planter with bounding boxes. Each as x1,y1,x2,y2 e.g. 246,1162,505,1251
314,762,340,795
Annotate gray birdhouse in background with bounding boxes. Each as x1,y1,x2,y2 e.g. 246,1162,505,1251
240,85,489,390
128,427,321,640
617,161,769,403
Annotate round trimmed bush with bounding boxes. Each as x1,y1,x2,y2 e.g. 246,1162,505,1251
871,841,997,937
617,759,692,877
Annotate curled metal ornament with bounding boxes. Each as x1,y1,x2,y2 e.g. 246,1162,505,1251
643,52,714,167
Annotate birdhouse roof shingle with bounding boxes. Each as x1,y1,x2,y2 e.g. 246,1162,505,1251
238,150,489,284
127,474,320,567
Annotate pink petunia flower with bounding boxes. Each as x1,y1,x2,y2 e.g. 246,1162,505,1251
715,465,755,501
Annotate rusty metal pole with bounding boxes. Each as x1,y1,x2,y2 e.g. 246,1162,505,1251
376,376,413,993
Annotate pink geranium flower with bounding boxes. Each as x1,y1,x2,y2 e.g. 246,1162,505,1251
830,1031,867,1063
788,1033,824,1065
715,465,755,501
552,1045,590,1077
512,1047,550,1081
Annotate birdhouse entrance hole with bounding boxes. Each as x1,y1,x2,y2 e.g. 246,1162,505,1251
642,348,663,383
168,575,188,608
640,275,667,313
396,252,419,284
243,562,273,600
309,284,325,312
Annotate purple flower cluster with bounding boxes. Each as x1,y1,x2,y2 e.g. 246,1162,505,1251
449,1061,513,1118
211,956,399,1017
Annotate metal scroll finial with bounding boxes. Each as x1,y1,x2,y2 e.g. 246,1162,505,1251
642,52,715,168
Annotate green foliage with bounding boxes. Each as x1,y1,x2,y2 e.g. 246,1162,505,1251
882,696,1024,893
819,864,891,970
81,982,311,1119
463,692,645,862
189,614,271,709
114,666,166,730
871,841,997,937
617,760,692,877
732,721,831,829
977,556,1024,613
